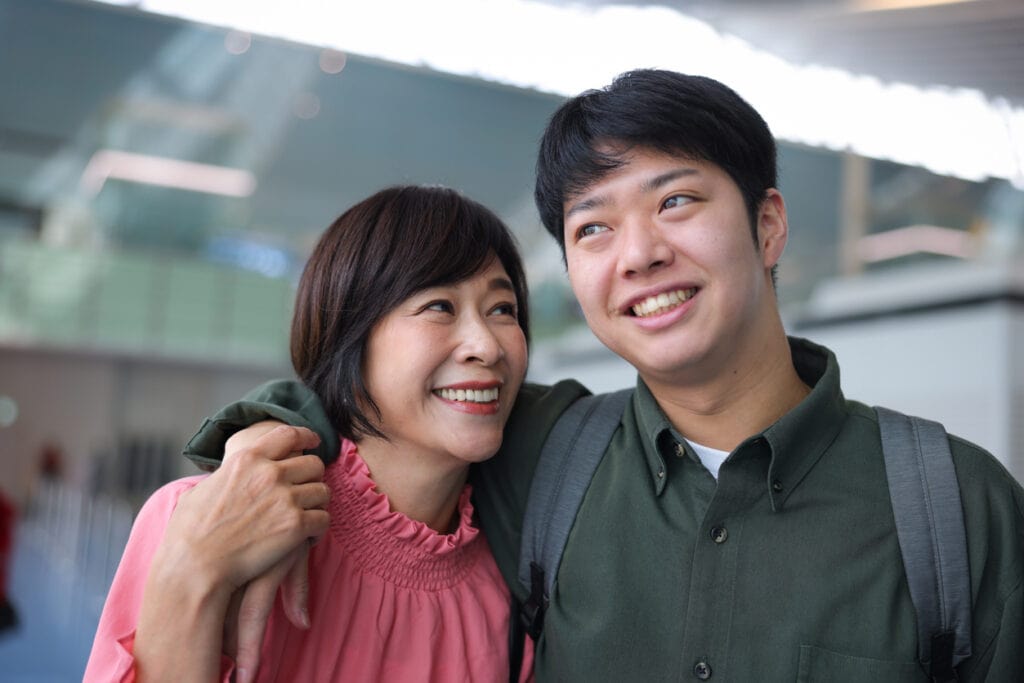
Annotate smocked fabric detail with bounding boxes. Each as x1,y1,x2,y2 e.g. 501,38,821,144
326,439,484,590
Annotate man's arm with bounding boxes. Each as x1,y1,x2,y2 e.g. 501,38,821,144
965,581,1023,680
949,437,1024,681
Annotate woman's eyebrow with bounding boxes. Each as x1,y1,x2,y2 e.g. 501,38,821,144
489,277,515,293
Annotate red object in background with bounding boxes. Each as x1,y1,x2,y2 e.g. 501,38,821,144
39,442,64,480
0,490,13,595
0,488,18,633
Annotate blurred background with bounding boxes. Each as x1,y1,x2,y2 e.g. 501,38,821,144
0,0,1021,679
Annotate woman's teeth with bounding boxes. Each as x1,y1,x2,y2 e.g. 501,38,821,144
435,387,499,403
632,288,696,318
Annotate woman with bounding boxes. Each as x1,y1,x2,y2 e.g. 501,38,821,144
84,186,532,682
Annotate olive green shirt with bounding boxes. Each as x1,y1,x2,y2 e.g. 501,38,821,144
184,337,1024,682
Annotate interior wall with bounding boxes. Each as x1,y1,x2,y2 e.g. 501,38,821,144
0,345,289,507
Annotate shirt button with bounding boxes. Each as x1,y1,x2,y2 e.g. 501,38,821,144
657,468,665,479
693,660,712,679
772,479,784,492
675,443,686,458
710,526,728,544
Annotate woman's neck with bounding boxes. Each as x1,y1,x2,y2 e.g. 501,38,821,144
353,439,470,534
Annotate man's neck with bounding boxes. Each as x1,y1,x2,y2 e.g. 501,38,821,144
643,334,810,452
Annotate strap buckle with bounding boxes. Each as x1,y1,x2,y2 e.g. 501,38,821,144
519,562,548,640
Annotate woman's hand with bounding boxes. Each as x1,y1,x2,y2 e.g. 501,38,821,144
172,424,328,588
133,425,328,683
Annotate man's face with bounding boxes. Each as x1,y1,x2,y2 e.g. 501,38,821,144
561,147,787,388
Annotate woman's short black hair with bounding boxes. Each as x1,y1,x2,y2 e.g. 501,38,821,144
534,69,778,254
290,185,529,443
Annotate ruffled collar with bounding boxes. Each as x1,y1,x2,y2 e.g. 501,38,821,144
324,439,485,589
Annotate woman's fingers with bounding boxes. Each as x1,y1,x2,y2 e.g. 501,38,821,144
292,481,330,511
225,420,288,462
280,453,326,485
280,544,312,631
232,558,294,683
300,508,331,540
237,425,320,463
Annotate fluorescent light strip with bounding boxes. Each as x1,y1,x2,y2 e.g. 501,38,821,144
95,0,1024,186
80,149,256,197
858,225,977,262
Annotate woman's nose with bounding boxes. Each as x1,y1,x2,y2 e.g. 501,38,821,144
455,317,504,365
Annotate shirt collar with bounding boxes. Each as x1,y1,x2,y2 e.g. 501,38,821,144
631,378,674,495
631,336,847,507
762,336,848,510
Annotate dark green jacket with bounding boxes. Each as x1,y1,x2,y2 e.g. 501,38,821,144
185,338,1024,682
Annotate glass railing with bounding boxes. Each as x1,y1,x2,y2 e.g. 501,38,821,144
0,240,293,367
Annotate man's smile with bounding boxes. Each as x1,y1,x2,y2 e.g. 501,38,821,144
629,287,698,318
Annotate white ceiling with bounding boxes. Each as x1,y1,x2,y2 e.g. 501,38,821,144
594,0,1024,105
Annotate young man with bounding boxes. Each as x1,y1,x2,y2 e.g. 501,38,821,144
186,70,1023,680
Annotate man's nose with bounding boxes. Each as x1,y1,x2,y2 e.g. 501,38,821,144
617,221,673,277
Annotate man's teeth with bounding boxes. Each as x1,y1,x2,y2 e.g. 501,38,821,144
436,387,499,403
632,288,696,318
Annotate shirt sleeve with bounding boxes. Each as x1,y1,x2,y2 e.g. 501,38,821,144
83,477,236,683
951,438,1024,681
967,581,1023,680
182,379,339,470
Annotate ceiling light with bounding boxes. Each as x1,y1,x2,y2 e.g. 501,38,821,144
80,149,257,197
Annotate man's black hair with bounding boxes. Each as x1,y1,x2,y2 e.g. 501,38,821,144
534,69,778,254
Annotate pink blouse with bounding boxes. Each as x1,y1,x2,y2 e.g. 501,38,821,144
84,439,532,682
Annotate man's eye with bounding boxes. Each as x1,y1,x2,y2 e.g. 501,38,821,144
662,195,693,210
575,223,608,240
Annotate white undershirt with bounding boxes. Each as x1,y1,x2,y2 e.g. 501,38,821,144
684,439,731,480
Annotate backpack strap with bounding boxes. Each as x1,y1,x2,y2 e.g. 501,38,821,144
876,406,972,682
516,389,633,640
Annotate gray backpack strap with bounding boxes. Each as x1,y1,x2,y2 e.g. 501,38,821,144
876,406,972,682
516,388,633,640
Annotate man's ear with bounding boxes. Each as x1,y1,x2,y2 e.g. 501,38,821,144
757,189,788,269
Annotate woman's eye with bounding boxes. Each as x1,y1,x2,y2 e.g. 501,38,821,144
575,223,608,240
424,300,454,314
490,302,518,317
662,194,693,210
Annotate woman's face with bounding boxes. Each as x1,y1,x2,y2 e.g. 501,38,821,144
361,259,528,469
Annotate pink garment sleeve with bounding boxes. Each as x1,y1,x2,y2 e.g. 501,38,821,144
82,476,235,683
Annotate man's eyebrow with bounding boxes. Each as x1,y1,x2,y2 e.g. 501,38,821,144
640,167,700,194
564,167,701,220
565,195,608,221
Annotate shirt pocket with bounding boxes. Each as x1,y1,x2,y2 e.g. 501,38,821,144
797,645,929,683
